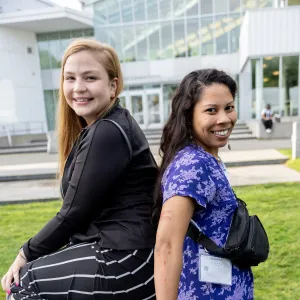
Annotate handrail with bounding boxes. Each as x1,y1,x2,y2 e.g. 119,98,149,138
0,121,47,137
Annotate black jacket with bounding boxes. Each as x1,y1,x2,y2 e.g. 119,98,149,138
23,105,158,261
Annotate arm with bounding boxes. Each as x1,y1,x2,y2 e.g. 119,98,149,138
154,196,195,300
23,121,130,261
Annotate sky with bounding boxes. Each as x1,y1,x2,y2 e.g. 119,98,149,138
49,0,82,10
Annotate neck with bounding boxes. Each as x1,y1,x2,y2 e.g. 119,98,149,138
194,141,219,160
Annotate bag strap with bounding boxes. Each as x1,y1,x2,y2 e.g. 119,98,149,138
186,222,228,256
102,119,132,161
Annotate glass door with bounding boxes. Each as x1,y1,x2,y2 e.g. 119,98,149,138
119,87,163,129
146,88,163,128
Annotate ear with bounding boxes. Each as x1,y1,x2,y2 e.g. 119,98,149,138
110,78,118,98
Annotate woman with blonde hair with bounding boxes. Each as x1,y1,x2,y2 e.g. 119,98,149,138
1,39,157,300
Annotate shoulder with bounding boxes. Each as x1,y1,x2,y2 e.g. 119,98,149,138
163,144,212,183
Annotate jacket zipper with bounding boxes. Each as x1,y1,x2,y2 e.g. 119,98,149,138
60,129,85,199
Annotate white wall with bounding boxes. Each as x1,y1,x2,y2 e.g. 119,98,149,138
240,6,300,70
0,0,51,13
41,53,240,89
0,27,46,127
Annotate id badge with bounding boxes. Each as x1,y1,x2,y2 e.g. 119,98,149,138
199,254,232,286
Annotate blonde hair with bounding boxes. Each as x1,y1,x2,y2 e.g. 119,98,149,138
56,39,124,177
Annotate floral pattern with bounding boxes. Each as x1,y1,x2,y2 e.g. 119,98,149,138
162,144,254,299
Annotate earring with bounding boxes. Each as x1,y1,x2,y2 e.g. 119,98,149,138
228,142,231,150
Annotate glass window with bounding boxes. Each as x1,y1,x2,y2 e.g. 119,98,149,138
230,0,241,12
38,40,51,70
215,15,228,54
134,0,146,21
226,14,242,52
263,56,280,114
160,22,173,59
122,26,136,62
96,27,110,45
186,0,199,16
131,95,144,124
187,18,200,57
107,0,121,24
257,0,273,7
159,0,171,19
174,20,186,57
149,23,160,59
214,0,228,14
121,0,133,22
251,59,258,118
37,33,47,42
107,27,123,62
201,0,213,14
147,0,158,20
242,0,256,10
201,17,214,55
83,29,94,37
136,25,148,60
282,56,299,116
47,33,60,68
59,31,71,60
44,90,57,131
71,29,83,38
163,84,178,122
173,0,185,18
94,1,108,25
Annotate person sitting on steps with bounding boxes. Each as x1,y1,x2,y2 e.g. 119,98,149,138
261,104,273,133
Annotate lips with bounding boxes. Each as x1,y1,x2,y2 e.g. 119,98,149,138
212,128,231,137
73,98,93,103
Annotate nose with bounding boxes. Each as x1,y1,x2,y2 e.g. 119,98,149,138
216,110,231,125
73,80,87,93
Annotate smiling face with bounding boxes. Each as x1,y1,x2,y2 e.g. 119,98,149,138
63,50,117,125
192,83,237,158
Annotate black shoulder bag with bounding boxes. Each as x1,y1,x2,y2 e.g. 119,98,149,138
187,196,270,269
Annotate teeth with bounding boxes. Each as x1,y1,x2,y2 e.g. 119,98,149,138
214,129,229,136
75,98,90,102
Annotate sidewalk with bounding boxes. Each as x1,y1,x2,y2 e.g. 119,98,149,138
1,164,300,204
0,149,289,181
0,138,299,204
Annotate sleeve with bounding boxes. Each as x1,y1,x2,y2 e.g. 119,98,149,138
23,121,130,261
162,157,216,209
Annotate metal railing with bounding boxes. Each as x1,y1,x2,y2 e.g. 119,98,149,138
0,122,47,147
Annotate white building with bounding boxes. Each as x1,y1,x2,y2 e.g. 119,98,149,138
1,0,300,134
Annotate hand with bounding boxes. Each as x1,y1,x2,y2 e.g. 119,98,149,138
1,252,27,294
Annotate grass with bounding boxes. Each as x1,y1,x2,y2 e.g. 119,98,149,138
1,183,300,299
278,149,300,172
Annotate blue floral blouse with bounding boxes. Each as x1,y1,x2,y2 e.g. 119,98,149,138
162,143,254,299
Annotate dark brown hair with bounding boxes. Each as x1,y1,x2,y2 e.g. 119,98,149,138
152,69,237,224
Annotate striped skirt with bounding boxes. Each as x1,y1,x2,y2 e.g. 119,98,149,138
10,241,155,300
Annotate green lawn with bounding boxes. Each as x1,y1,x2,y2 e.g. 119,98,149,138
1,183,300,299
278,149,300,172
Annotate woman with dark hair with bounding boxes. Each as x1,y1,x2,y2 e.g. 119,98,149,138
154,69,253,299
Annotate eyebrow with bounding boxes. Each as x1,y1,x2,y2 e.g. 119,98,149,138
202,101,235,107
64,70,99,75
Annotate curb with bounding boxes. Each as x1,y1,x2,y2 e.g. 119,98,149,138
0,197,60,205
0,173,56,182
224,158,288,168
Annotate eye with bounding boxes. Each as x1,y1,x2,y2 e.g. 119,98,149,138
86,76,97,81
226,105,235,111
206,108,217,113
65,76,75,81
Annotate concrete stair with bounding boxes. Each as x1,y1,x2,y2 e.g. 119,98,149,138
144,122,255,146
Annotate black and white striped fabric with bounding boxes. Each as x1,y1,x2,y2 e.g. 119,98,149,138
10,242,155,300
